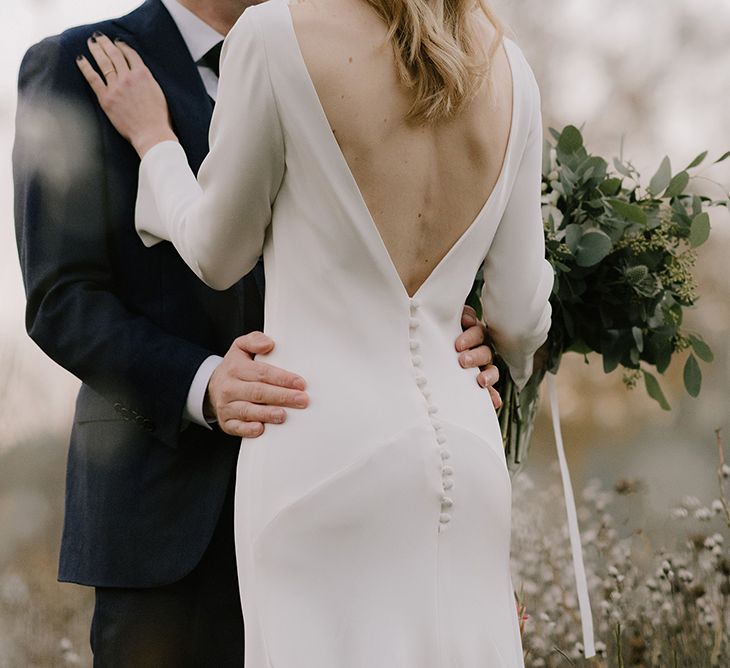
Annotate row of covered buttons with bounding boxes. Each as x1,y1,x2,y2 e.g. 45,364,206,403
113,402,155,433
409,297,454,533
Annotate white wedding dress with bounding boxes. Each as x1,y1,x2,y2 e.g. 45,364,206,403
135,0,553,665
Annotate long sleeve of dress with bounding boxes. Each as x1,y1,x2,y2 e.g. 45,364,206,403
480,69,554,391
135,8,285,290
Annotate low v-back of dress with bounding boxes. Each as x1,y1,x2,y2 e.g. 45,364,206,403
284,5,518,300
135,0,554,665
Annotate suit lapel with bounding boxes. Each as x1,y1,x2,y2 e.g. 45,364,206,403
116,0,213,174
112,1,258,329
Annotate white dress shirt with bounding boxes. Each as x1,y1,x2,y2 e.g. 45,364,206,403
161,0,226,427
161,0,224,100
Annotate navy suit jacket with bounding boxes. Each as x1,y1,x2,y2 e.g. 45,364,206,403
13,0,264,587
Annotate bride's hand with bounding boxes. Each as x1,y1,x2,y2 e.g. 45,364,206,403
76,32,178,157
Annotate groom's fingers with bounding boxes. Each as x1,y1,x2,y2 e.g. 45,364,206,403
221,401,287,426
237,361,308,392
222,419,265,439
231,332,307,390
234,331,275,354
458,343,493,369
477,364,499,388
461,305,478,328
233,382,309,409
456,322,488,354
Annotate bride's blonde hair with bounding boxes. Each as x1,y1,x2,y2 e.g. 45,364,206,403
364,0,505,123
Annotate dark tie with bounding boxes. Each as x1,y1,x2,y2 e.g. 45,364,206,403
201,41,224,78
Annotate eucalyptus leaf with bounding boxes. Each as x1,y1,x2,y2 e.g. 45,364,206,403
599,178,622,196
557,125,583,155
683,354,702,398
685,150,708,170
643,370,671,410
608,199,647,225
565,224,583,252
714,150,730,164
689,212,710,247
665,171,690,198
689,335,714,362
691,195,703,217
649,156,672,195
653,334,673,374
575,230,612,267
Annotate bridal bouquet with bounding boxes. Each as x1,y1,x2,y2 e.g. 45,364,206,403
469,125,730,473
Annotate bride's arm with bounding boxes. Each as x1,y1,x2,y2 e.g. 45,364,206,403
77,10,285,290
480,69,554,391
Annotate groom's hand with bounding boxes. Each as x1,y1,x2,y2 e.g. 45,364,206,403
204,332,309,438
456,306,502,410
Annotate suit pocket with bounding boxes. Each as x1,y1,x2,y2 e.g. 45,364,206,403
73,383,147,430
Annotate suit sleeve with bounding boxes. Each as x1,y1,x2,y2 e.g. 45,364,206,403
13,36,217,449
135,8,285,290
480,68,554,391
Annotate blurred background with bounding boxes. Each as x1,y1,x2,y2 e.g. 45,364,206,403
1,0,729,665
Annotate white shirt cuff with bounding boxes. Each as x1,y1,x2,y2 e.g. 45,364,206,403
183,354,223,429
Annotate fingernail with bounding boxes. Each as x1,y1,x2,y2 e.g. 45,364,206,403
293,378,306,391
92,31,102,38
76,54,83,61
294,393,308,408
272,410,285,423
113,37,123,43
464,314,477,326
463,353,473,367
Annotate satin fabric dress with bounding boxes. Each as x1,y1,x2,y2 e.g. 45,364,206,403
135,1,553,665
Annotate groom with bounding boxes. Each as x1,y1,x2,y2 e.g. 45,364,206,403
13,0,502,665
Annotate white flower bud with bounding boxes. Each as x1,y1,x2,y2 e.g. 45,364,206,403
695,507,712,521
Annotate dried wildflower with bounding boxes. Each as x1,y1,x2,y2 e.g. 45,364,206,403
694,507,712,521
511,459,730,666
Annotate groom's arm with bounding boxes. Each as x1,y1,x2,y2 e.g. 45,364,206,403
13,35,220,449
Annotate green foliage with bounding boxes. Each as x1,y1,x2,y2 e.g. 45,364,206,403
540,125,729,409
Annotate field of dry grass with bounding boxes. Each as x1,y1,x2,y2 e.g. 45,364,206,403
0,437,92,667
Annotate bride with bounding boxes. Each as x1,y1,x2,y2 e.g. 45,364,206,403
77,0,552,664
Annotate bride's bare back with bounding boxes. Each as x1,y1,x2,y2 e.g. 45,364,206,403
290,0,513,297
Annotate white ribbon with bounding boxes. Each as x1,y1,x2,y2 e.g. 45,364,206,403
546,372,595,658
